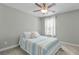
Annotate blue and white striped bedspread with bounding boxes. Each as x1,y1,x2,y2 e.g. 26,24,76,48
19,36,59,55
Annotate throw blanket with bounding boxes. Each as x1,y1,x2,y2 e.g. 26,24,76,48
19,36,60,55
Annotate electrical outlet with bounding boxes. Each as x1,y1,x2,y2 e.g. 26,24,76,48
4,41,7,45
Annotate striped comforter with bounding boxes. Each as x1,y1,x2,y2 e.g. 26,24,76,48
19,36,60,55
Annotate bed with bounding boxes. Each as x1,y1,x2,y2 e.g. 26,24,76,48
19,32,61,55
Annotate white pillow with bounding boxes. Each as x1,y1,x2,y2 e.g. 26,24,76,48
31,32,40,38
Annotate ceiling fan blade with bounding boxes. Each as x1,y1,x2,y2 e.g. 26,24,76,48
33,10,40,12
49,10,55,13
35,3,41,8
43,3,46,7
51,11,55,13
48,3,56,8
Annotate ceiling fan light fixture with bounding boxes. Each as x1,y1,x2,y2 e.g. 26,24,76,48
34,3,56,14
41,9,48,13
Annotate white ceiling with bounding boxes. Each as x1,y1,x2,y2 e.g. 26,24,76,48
4,3,79,17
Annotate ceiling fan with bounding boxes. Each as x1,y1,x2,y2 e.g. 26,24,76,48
33,3,56,14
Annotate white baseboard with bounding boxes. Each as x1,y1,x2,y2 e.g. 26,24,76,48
0,44,19,52
60,41,79,47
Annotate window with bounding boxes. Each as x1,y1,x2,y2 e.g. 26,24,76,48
45,16,56,36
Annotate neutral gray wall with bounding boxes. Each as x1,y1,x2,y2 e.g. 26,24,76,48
0,4,40,49
56,10,79,44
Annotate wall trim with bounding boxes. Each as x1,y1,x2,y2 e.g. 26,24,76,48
60,41,79,47
0,44,19,52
